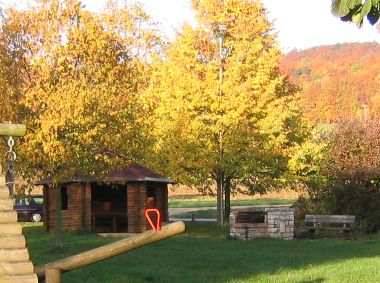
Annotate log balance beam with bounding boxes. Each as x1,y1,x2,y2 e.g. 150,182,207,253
35,221,185,282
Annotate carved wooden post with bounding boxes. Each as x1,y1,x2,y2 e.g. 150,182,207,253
0,123,26,137
0,123,37,282
0,123,26,178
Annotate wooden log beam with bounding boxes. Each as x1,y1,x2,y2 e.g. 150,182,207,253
45,267,61,283
0,199,14,211
0,248,30,262
0,274,37,283
0,211,18,223
0,223,22,235
0,235,26,249
35,221,185,279
0,261,34,276
0,124,26,137
0,186,10,199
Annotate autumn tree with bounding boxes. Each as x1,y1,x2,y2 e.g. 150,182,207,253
1,0,160,248
0,13,29,124
281,43,380,124
144,0,309,224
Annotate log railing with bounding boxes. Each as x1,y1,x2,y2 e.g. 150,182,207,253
35,221,185,283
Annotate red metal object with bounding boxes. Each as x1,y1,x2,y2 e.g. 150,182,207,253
145,209,161,231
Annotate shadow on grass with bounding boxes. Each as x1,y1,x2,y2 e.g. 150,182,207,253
24,222,380,283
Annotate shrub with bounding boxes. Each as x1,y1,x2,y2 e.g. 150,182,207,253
300,120,380,232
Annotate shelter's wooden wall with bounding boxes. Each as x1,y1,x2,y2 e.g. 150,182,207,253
154,184,168,222
43,186,49,232
144,183,168,230
44,183,91,232
127,183,147,233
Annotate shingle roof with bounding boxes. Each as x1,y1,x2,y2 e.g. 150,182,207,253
35,162,175,185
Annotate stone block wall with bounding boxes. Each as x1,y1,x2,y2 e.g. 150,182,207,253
229,206,295,240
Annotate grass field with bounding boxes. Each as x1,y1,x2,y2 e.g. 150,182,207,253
172,209,218,218
25,222,380,283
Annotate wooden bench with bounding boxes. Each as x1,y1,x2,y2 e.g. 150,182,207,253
305,214,355,234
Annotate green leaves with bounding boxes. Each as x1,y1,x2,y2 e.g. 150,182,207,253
331,0,380,26
331,0,351,17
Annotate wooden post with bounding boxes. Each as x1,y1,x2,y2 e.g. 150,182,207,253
0,123,37,282
0,123,26,137
0,166,4,187
0,122,26,188
45,267,62,283
35,221,185,279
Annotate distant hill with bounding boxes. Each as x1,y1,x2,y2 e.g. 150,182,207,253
280,42,380,123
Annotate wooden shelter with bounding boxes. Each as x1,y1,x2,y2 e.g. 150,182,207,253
36,163,175,233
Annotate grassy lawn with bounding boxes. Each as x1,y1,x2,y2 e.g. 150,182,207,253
173,209,217,219
168,198,295,208
24,222,380,283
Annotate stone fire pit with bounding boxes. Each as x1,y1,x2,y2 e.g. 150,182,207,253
229,206,295,240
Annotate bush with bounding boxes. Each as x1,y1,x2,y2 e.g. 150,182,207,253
327,182,380,232
301,120,380,232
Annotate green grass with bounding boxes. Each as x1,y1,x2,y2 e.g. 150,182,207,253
168,198,295,208
173,209,217,219
24,222,380,282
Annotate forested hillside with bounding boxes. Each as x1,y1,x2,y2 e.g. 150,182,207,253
280,42,380,123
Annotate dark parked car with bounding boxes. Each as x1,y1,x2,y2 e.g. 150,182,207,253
14,195,44,222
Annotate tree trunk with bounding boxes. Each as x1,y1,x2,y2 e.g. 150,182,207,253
216,174,221,225
215,170,224,227
55,183,63,249
224,177,231,221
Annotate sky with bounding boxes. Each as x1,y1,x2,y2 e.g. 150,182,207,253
82,0,380,52
6,0,380,52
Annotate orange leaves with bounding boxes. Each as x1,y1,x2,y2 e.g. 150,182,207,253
281,43,380,123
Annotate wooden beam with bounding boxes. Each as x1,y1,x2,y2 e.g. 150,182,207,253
0,234,26,249
0,223,22,236
0,261,34,276
0,124,26,137
45,267,61,283
35,221,185,279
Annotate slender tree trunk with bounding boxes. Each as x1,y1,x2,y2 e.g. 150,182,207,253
215,170,224,227
55,183,63,249
224,177,231,221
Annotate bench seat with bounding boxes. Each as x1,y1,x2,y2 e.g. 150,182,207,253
304,214,355,234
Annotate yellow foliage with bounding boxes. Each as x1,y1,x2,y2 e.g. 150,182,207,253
0,0,160,184
144,0,310,194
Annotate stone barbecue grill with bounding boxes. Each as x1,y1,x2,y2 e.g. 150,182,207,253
229,206,295,240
